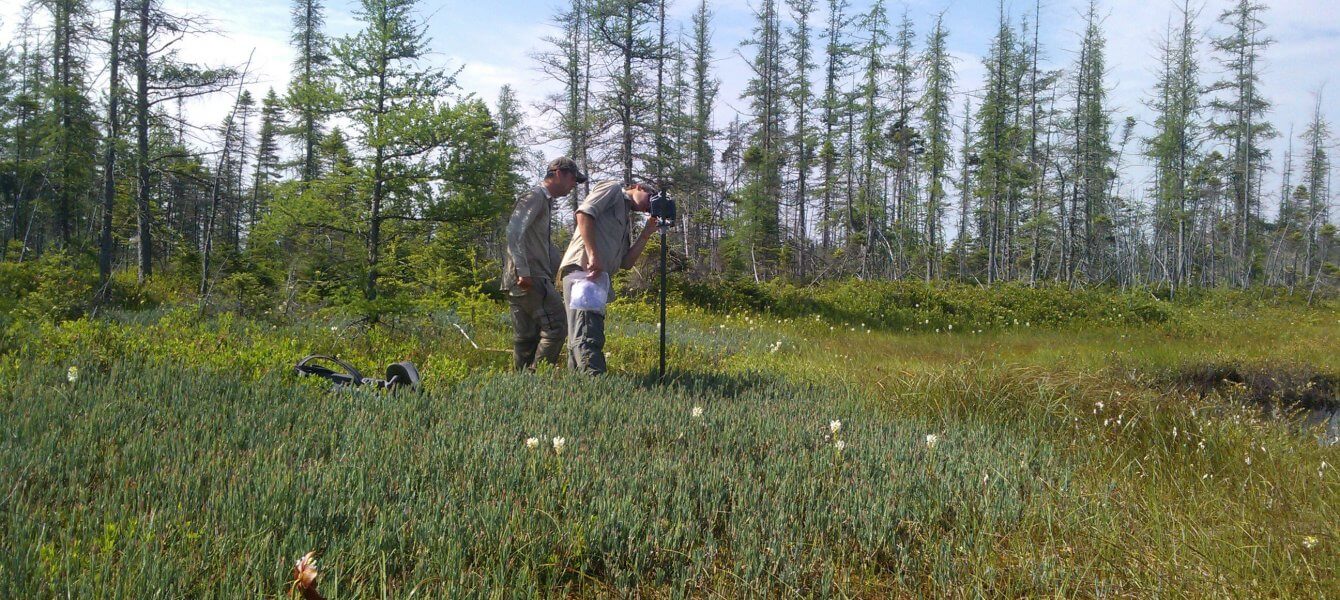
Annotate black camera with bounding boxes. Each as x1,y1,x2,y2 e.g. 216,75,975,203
650,192,676,227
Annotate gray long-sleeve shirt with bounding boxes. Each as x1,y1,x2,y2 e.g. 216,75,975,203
502,185,561,290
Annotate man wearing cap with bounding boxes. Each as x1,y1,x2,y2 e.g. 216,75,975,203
559,179,660,375
503,157,587,371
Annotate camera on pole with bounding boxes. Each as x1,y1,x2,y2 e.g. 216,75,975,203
651,191,675,381
651,190,676,227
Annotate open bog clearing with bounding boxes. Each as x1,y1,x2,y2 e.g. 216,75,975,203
2,291,1336,597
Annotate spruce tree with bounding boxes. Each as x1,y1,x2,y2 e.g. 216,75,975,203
786,0,816,277
1073,1,1113,281
249,88,285,236
817,0,850,252
1210,0,1275,286
288,0,332,184
738,0,786,276
330,0,459,302
919,14,953,281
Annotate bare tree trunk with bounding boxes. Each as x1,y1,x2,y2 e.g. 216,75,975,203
135,0,152,282
98,0,124,296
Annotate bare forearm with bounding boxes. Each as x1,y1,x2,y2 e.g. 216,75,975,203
623,219,658,269
576,213,597,256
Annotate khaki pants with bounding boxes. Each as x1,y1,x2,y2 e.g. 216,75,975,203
563,275,607,376
508,278,566,371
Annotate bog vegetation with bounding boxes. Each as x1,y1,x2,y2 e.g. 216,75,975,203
2,281,1337,596
1,0,1338,595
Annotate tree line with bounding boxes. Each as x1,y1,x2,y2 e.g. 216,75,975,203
1,0,527,313
0,0,1335,316
535,0,1335,293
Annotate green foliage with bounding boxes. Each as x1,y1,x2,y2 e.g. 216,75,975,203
2,353,1067,596
1,287,1336,596
0,251,94,325
671,278,1171,331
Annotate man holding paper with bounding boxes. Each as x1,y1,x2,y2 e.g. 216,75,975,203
558,179,660,375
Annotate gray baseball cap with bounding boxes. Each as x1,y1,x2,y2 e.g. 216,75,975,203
547,157,587,183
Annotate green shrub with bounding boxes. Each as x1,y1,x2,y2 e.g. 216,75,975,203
0,251,94,325
664,278,1172,332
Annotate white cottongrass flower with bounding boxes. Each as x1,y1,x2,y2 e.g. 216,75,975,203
1094,401,1104,413
829,419,842,435
66,366,79,383
834,440,847,452
691,406,704,418
924,434,939,449
525,437,540,450
552,436,567,454
770,340,783,354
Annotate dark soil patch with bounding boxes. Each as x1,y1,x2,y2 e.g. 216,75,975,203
1165,362,1339,414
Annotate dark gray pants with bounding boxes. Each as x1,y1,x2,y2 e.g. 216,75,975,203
563,275,607,376
508,278,566,371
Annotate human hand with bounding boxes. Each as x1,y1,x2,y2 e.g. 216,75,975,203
585,257,604,280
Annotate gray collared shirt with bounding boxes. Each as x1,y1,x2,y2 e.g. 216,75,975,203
559,180,634,283
502,185,561,290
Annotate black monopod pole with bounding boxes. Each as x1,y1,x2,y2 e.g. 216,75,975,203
658,220,668,382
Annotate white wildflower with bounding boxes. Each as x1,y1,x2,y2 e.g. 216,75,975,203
552,437,567,455
525,437,540,450
925,433,939,449
829,419,842,435
834,440,847,452
1244,455,1252,466
1302,536,1319,550
691,406,704,419
66,366,79,383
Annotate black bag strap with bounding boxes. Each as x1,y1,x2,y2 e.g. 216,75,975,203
295,356,422,391
295,354,365,386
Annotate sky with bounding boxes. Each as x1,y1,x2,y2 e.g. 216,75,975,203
1,0,1337,215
